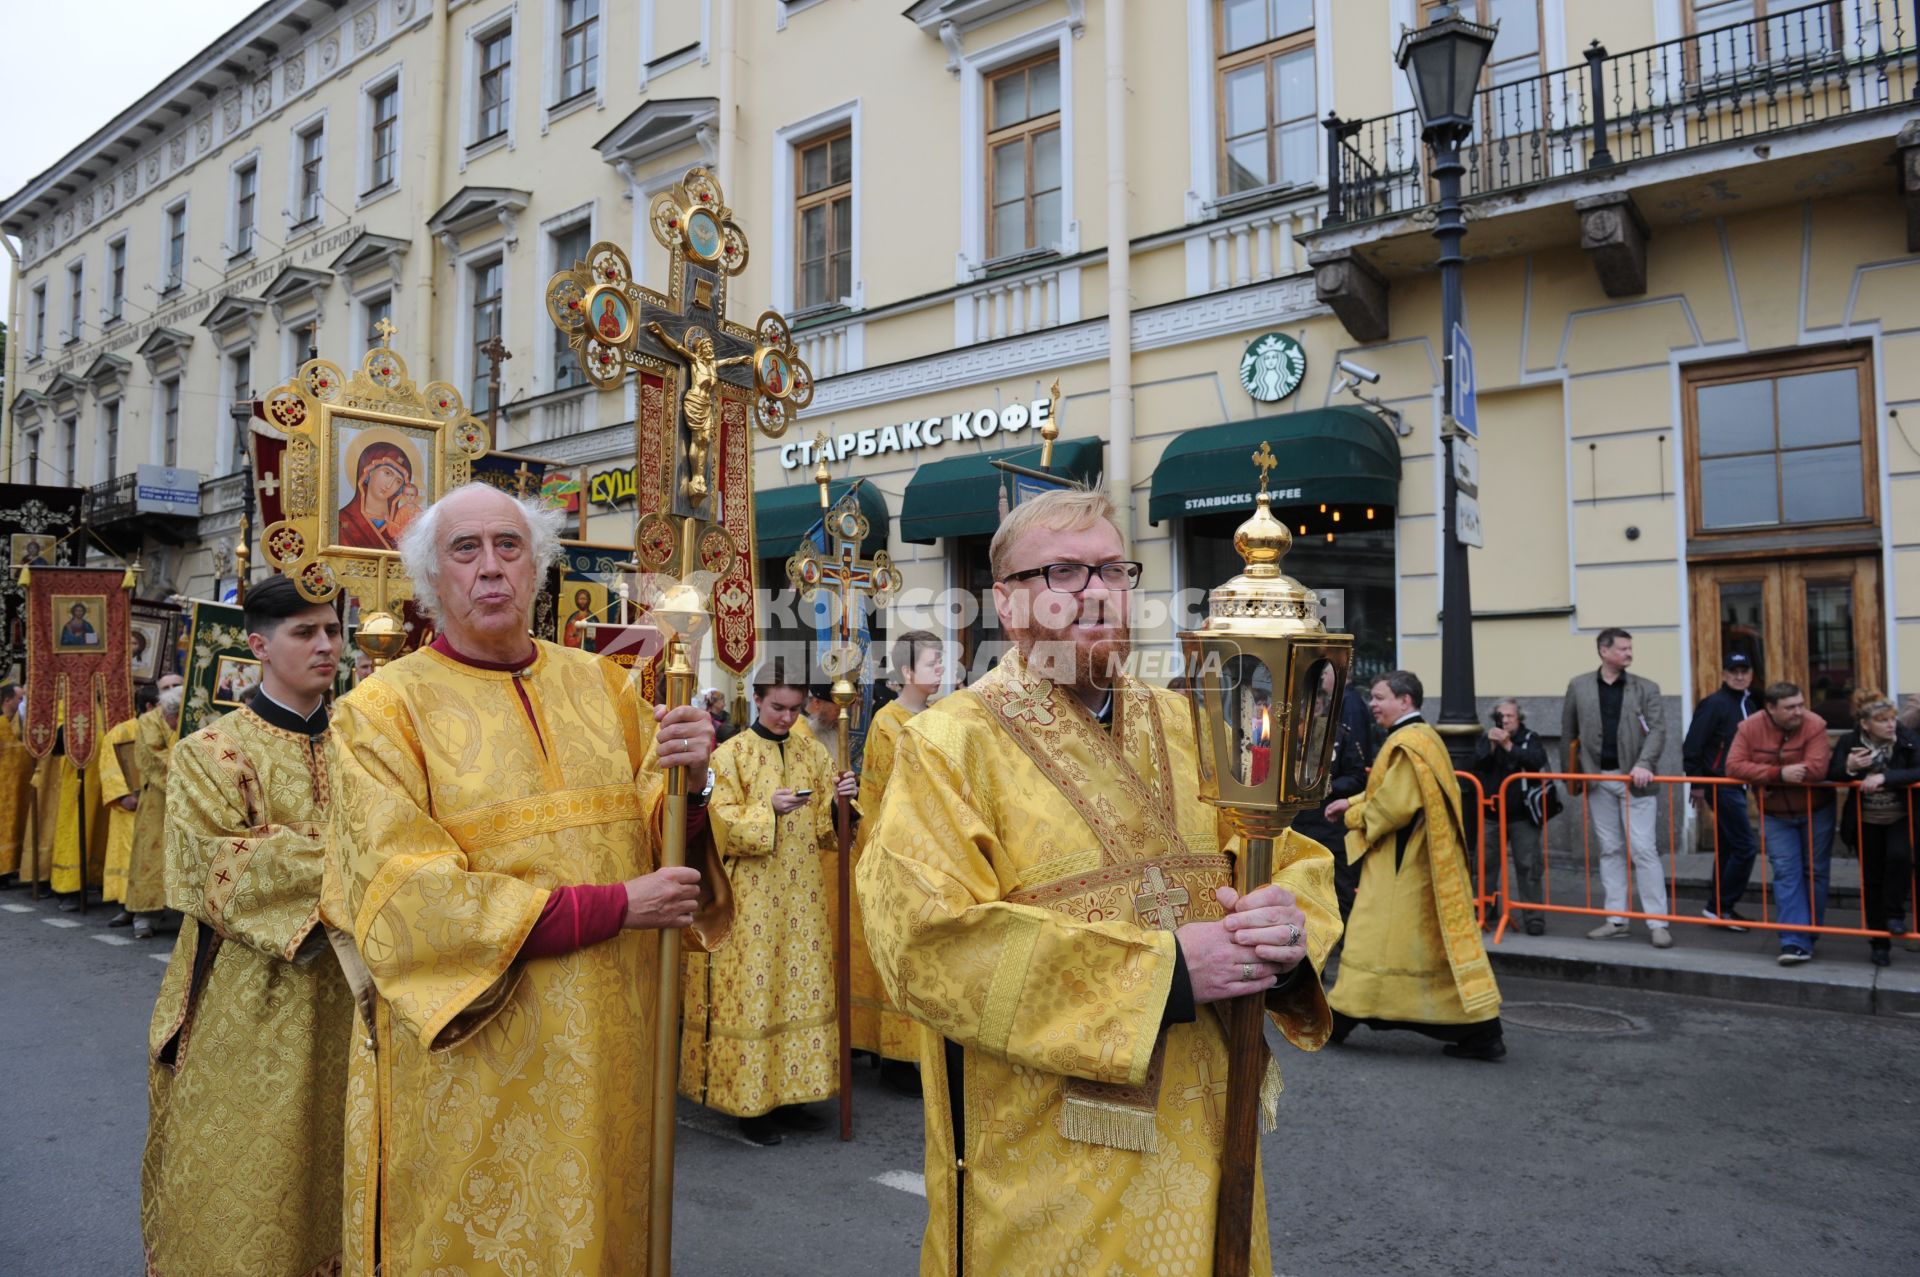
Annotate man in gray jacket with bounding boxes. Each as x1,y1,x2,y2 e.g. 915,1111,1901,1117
1561,628,1673,948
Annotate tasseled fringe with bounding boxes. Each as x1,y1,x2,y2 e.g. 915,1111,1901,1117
1260,1056,1283,1133
1058,1094,1160,1152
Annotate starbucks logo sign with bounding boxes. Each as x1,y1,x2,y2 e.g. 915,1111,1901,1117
1239,332,1307,403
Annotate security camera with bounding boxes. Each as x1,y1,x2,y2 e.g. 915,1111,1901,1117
1336,359,1381,385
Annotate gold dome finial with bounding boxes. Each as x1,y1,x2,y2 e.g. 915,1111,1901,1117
1234,441,1292,578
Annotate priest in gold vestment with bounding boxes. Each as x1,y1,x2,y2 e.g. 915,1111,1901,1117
47,748,107,905
848,631,945,1086
0,684,36,883
1324,670,1505,1060
97,691,151,911
324,484,715,1277
124,682,184,938
681,678,851,1144
141,574,354,1276
859,489,1340,1276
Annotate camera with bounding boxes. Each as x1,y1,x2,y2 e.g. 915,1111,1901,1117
1336,359,1381,384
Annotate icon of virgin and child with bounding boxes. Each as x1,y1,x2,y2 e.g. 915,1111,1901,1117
335,425,428,552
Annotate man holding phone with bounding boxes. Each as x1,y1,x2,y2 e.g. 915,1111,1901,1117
679,674,857,1145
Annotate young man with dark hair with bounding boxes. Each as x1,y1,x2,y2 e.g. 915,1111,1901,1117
141,573,352,1276
1727,682,1834,965
682,676,856,1144
1325,672,1506,1059
1683,652,1760,930
849,630,946,1093
1561,627,1672,947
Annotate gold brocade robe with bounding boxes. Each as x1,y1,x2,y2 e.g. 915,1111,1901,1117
96,716,140,903
858,653,1341,1277
849,699,920,1061
1332,720,1501,1026
140,705,352,1277
0,715,36,877
123,709,178,914
325,643,672,1277
681,726,838,1116
49,754,107,895
17,752,61,884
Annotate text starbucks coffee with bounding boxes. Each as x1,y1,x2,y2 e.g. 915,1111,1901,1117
777,396,1054,470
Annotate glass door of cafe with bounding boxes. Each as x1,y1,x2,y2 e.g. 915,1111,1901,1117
1689,556,1882,725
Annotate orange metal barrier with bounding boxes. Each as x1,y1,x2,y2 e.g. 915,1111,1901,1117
1488,772,1918,946
1454,770,1496,928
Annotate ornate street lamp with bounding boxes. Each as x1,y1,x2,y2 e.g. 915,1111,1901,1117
1399,3,1497,768
1180,442,1352,1276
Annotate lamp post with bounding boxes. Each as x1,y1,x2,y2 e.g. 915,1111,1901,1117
1398,3,1497,768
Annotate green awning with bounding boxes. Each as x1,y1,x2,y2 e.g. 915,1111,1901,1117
755,479,889,558
1147,407,1400,525
899,438,1104,544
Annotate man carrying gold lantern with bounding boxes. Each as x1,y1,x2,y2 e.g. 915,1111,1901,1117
858,487,1340,1275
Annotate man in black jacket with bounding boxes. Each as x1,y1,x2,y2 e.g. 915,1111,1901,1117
1682,653,1759,930
1473,699,1551,934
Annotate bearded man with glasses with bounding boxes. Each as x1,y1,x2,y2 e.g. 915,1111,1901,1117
857,487,1339,1277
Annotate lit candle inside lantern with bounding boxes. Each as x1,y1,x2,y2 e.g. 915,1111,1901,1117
1250,703,1272,786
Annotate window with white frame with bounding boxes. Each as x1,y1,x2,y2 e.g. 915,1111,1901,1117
1217,0,1317,195
29,283,47,358
61,416,78,484
100,399,121,482
471,256,504,411
107,238,127,323
795,129,852,311
233,160,259,255
549,223,592,388
161,377,181,468
294,124,326,226
24,431,41,483
985,54,1062,259
65,261,84,344
225,348,252,472
369,80,400,192
163,202,187,292
478,27,513,142
363,293,394,352
556,0,599,104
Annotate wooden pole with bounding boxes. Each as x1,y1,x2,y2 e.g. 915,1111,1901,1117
648,626,694,1277
835,701,854,1142
1212,833,1274,1277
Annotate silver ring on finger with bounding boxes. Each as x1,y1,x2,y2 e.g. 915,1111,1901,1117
1287,923,1301,947
1240,962,1254,982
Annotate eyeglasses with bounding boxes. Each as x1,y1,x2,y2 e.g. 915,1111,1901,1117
999,561,1143,592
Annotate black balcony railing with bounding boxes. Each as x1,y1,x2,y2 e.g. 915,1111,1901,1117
1326,0,1917,226
84,473,139,525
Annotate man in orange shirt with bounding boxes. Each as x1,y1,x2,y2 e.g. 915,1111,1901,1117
1726,682,1834,966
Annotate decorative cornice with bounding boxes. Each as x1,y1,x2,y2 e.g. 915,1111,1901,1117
136,327,195,364
803,273,1323,415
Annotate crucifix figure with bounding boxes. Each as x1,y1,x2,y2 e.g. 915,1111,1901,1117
645,322,752,507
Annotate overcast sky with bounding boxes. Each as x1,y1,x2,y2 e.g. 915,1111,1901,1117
2,0,261,321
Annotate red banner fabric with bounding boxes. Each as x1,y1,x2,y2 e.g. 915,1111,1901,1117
25,568,134,768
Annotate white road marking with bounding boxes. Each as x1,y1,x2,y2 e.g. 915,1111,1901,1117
92,933,134,947
2,903,34,913
150,953,172,964
40,917,81,929
873,1170,926,1197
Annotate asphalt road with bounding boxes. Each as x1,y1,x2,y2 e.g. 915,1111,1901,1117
2,890,1914,1277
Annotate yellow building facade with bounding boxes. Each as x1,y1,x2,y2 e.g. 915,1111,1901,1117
4,0,1916,730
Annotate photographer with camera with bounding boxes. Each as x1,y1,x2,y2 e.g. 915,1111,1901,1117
1472,700,1552,935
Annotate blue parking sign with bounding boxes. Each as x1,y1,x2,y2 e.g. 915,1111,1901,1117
1452,322,1478,438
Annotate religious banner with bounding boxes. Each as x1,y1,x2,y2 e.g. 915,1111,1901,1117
537,541,631,648
472,449,555,501
128,598,184,686
0,483,85,681
252,430,288,527
23,566,134,767
581,623,664,704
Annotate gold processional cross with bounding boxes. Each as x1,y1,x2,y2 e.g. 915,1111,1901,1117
787,432,902,703
544,166,813,1277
